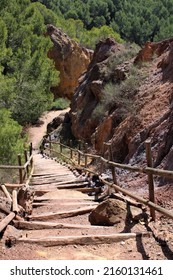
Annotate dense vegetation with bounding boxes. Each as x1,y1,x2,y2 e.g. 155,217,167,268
36,0,173,45
0,0,60,163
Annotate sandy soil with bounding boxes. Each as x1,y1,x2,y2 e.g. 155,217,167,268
27,108,69,150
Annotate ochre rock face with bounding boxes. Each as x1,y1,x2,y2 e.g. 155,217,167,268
46,24,93,99
134,37,173,64
70,38,124,145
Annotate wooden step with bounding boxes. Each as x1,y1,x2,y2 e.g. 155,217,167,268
14,220,106,230
17,232,150,246
28,206,96,220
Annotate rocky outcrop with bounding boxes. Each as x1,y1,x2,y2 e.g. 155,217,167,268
47,33,173,187
134,37,173,64
47,112,66,134
68,35,173,173
70,38,125,148
47,112,75,143
46,24,93,99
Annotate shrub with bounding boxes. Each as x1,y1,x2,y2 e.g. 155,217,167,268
92,63,148,121
0,109,25,164
50,98,70,110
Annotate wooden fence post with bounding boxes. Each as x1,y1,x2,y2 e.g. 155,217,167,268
60,141,63,154
84,143,88,168
78,140,81,165
145,139,155,221
100,142,106,174
18,154,23,184
24,149,29,177
107,143,117,185
49,135,52,156
29,143,33,168
69,140,73,159
29,142,32,156
12,190,19,213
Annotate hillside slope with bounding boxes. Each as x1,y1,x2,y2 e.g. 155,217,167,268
69,37,173,183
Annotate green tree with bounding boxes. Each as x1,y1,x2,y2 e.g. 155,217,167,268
0,1,59,125
0,109,25,164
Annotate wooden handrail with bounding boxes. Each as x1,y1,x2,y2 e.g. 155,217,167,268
0,144,33,184
23,154,33,169
48,140,173,179
47,139,173,221
0,165,25,170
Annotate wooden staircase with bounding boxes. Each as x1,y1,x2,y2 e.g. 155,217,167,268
15,153,148,249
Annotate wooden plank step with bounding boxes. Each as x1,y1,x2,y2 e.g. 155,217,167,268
33,202,98,207
34,197,93,202
32,187,93,195
32,173,58,177
17,232,150,246
56,182,89,188
14,220,106,230
28,206,96,220
31,177,75,185
30,180,78,186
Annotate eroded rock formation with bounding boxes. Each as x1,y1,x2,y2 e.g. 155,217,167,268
48,34,173,186
69,36,173,175
46,24,93,99
70,38,125,152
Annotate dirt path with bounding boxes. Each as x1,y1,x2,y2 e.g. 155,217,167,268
27,108,69,150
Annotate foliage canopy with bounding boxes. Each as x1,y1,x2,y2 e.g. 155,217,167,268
36,0,173,45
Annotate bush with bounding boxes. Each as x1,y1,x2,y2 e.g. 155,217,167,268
50,98,70,110
92,63,148,121
0,109,25,164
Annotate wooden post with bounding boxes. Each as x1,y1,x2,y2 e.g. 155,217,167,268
12,190,19,213
145,139,155,221
60,141,63,154
69,140,73,159
24,149,29,177
78,151,81,165
29,143,33,168
84,143,88,168
49,135,52,155
108,143,117,184
84,155,88,168
78,140,81,165
18,154,23,184
100,142,106,174
29,142,32,156
78,140,81,150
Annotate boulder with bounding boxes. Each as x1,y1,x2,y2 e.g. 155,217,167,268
47,112,66,133
89,198,127,226
89,198,148,226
